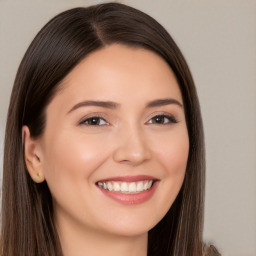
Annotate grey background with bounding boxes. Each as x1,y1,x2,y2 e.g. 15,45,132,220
0,1,255,255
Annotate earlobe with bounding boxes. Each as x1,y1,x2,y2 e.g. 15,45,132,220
22,126,45,183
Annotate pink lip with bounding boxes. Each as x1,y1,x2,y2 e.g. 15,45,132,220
97,175,158,182
96,176,159,205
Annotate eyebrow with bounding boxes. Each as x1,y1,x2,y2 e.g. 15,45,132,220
67,98,183,114
67,100,120,114
146,98,183,108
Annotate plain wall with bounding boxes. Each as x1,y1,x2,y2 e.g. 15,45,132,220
0,1,255,255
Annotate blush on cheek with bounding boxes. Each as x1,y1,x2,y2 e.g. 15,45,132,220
160,144,189,171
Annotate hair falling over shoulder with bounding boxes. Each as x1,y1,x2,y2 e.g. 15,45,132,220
1,2,205,256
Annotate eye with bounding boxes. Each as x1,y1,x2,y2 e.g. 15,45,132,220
147,114,178,125
80,116,108,126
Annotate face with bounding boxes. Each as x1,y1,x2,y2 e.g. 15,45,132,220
33,44,189,238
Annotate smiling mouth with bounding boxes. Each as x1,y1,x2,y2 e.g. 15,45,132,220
96,180,154,194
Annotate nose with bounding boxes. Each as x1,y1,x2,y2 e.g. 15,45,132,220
112,126,151,165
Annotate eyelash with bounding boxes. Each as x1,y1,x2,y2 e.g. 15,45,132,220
147,114,178,125
79,115,109,126
79,114,178,127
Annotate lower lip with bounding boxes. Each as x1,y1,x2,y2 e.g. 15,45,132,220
97,182,158,205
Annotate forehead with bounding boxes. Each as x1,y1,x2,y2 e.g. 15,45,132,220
53,44,183,106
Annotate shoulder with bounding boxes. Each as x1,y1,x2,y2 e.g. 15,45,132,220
203,244,221,256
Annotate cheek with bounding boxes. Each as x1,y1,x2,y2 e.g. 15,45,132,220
152,130,189,209
41,131,110,190
156,130,189,176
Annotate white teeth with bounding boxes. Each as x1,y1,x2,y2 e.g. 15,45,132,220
97,180,154,194
129,182,137,192
121,182,129,192
113,182,120,192
137,181,144,192
107,182,113,191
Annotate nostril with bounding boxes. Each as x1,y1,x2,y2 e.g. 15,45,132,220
112,146,151,165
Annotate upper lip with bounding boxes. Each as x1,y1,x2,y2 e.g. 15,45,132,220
96,175,158,183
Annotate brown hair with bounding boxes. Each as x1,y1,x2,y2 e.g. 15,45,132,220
1,3,205,256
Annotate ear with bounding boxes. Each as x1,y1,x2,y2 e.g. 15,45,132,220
22,126,45,183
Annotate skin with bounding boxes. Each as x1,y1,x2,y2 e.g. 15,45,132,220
23,44,189,256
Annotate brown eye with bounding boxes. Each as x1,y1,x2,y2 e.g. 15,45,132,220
80,117,108,126
148,115,177,125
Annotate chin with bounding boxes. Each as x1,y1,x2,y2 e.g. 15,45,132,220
97,211,162,238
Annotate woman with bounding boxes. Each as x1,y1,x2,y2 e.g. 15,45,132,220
1,2,219,256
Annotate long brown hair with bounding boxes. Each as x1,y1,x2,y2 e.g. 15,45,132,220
1,3,205,256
